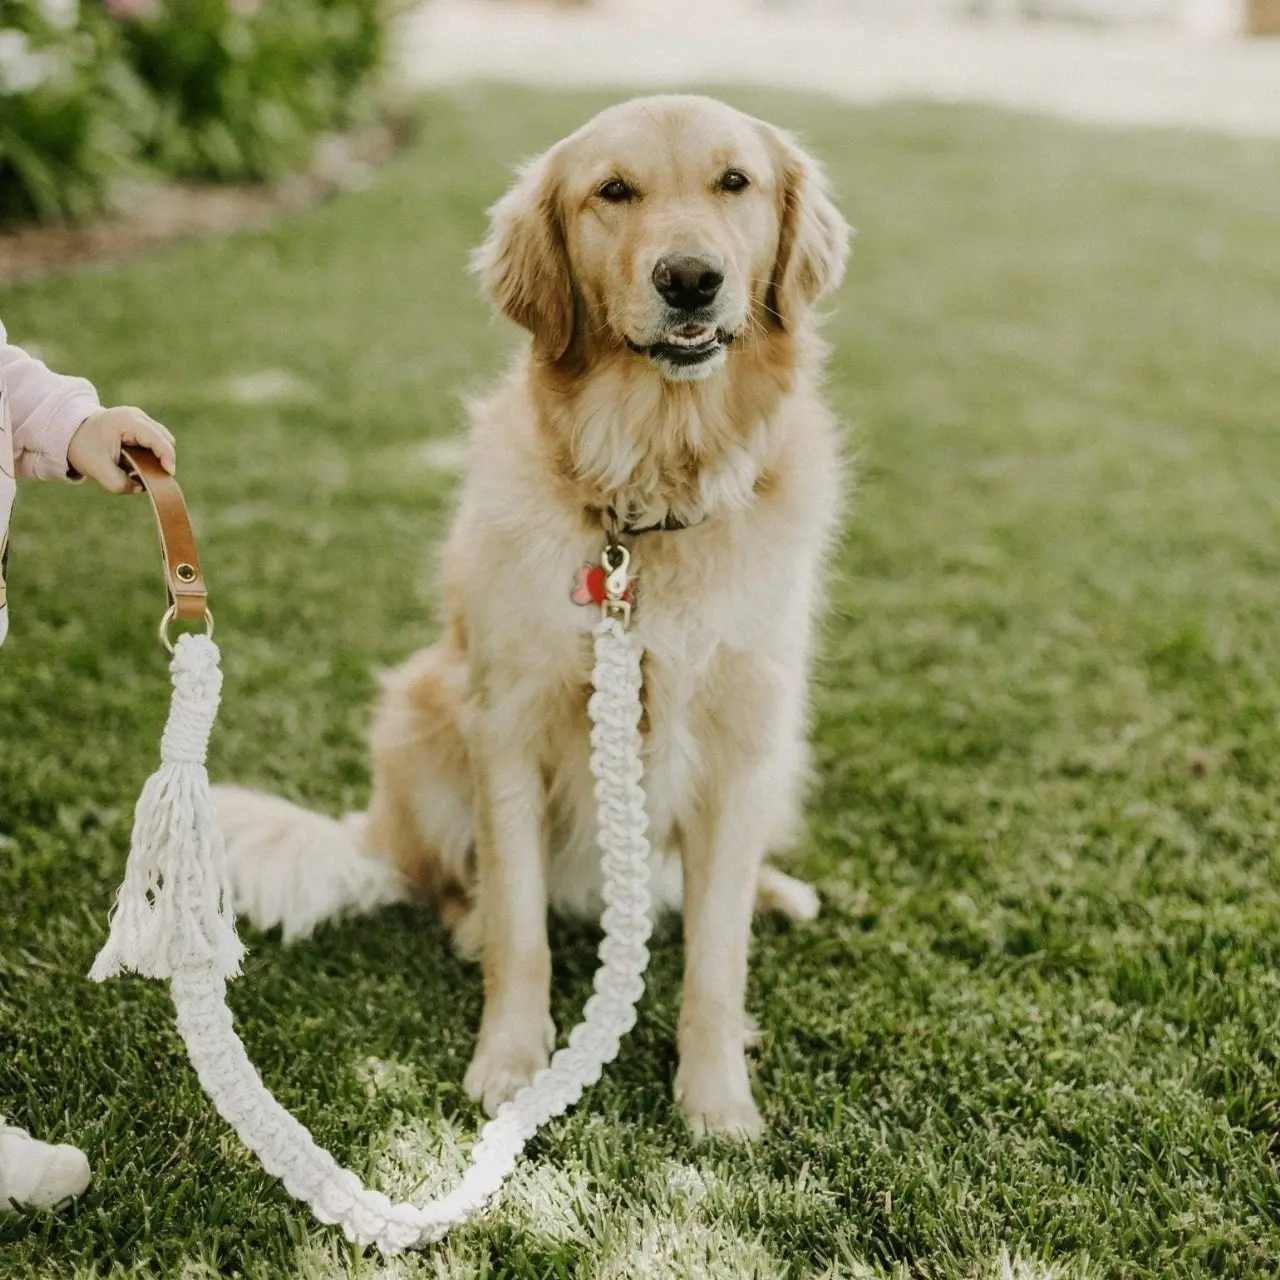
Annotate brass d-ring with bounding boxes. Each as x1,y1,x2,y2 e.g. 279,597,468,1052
160,605,215,654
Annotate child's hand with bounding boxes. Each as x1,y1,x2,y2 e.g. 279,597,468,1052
67,407,176,494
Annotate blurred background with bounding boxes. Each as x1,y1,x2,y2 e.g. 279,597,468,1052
1,0,1278,243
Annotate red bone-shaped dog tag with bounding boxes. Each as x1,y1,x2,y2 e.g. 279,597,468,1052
572,564,635,608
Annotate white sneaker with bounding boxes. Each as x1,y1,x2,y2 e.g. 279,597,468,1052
0,1117,91,1211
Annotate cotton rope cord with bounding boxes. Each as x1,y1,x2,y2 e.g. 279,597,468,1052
91,617,653,1254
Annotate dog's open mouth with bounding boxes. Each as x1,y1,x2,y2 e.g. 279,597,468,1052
627,324,734,369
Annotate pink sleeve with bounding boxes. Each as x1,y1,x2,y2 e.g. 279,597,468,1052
1,334,101,482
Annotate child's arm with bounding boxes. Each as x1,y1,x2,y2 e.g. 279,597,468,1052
0,339,102,482
1,338,175,491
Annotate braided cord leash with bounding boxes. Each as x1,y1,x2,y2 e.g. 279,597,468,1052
91,447,654,1254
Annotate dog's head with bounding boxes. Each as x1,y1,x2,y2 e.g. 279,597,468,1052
473,95,850,382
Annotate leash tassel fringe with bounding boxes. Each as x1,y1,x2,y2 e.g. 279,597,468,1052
90,634,243,982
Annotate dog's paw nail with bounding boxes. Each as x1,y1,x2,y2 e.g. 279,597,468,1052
675,1058,764,1142
681,1096,765,1143
464,1031,553,1115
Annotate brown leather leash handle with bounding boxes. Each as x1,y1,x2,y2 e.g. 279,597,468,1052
120,444,213,652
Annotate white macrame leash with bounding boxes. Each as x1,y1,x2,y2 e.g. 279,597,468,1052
91,602,652,1253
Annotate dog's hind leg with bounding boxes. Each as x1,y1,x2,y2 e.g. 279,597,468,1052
752,734,820,923
367,643,478,950
213,643,478,945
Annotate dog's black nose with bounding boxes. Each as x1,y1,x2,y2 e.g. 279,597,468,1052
652,254,724,313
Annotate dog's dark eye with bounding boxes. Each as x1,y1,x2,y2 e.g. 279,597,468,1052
719,169,750,192
598,179,634,203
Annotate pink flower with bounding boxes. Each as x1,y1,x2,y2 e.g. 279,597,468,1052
102,0,159,20
230,0,262,15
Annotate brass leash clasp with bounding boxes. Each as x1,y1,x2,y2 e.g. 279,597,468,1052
120,445,214,653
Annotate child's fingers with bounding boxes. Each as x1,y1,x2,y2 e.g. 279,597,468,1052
141,412,175,445
123,420,177,474
86,455,138,495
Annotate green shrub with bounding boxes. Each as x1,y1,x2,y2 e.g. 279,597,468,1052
121,0,387,182
0,0,392,224
0,1,148,222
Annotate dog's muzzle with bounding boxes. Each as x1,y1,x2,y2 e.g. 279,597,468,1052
626,323,736,372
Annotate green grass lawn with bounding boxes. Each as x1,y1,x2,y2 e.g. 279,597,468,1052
2,85,1280,1279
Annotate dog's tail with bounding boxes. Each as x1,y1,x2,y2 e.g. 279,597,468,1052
211,785,411,942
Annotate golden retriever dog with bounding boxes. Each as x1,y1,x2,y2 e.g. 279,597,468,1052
214,94,850,1139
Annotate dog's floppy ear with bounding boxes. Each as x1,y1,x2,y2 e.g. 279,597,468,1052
471,148,575,360
765,128,851,330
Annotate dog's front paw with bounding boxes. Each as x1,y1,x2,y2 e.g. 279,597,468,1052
674,1048,764,1142
463,1013,556,1115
